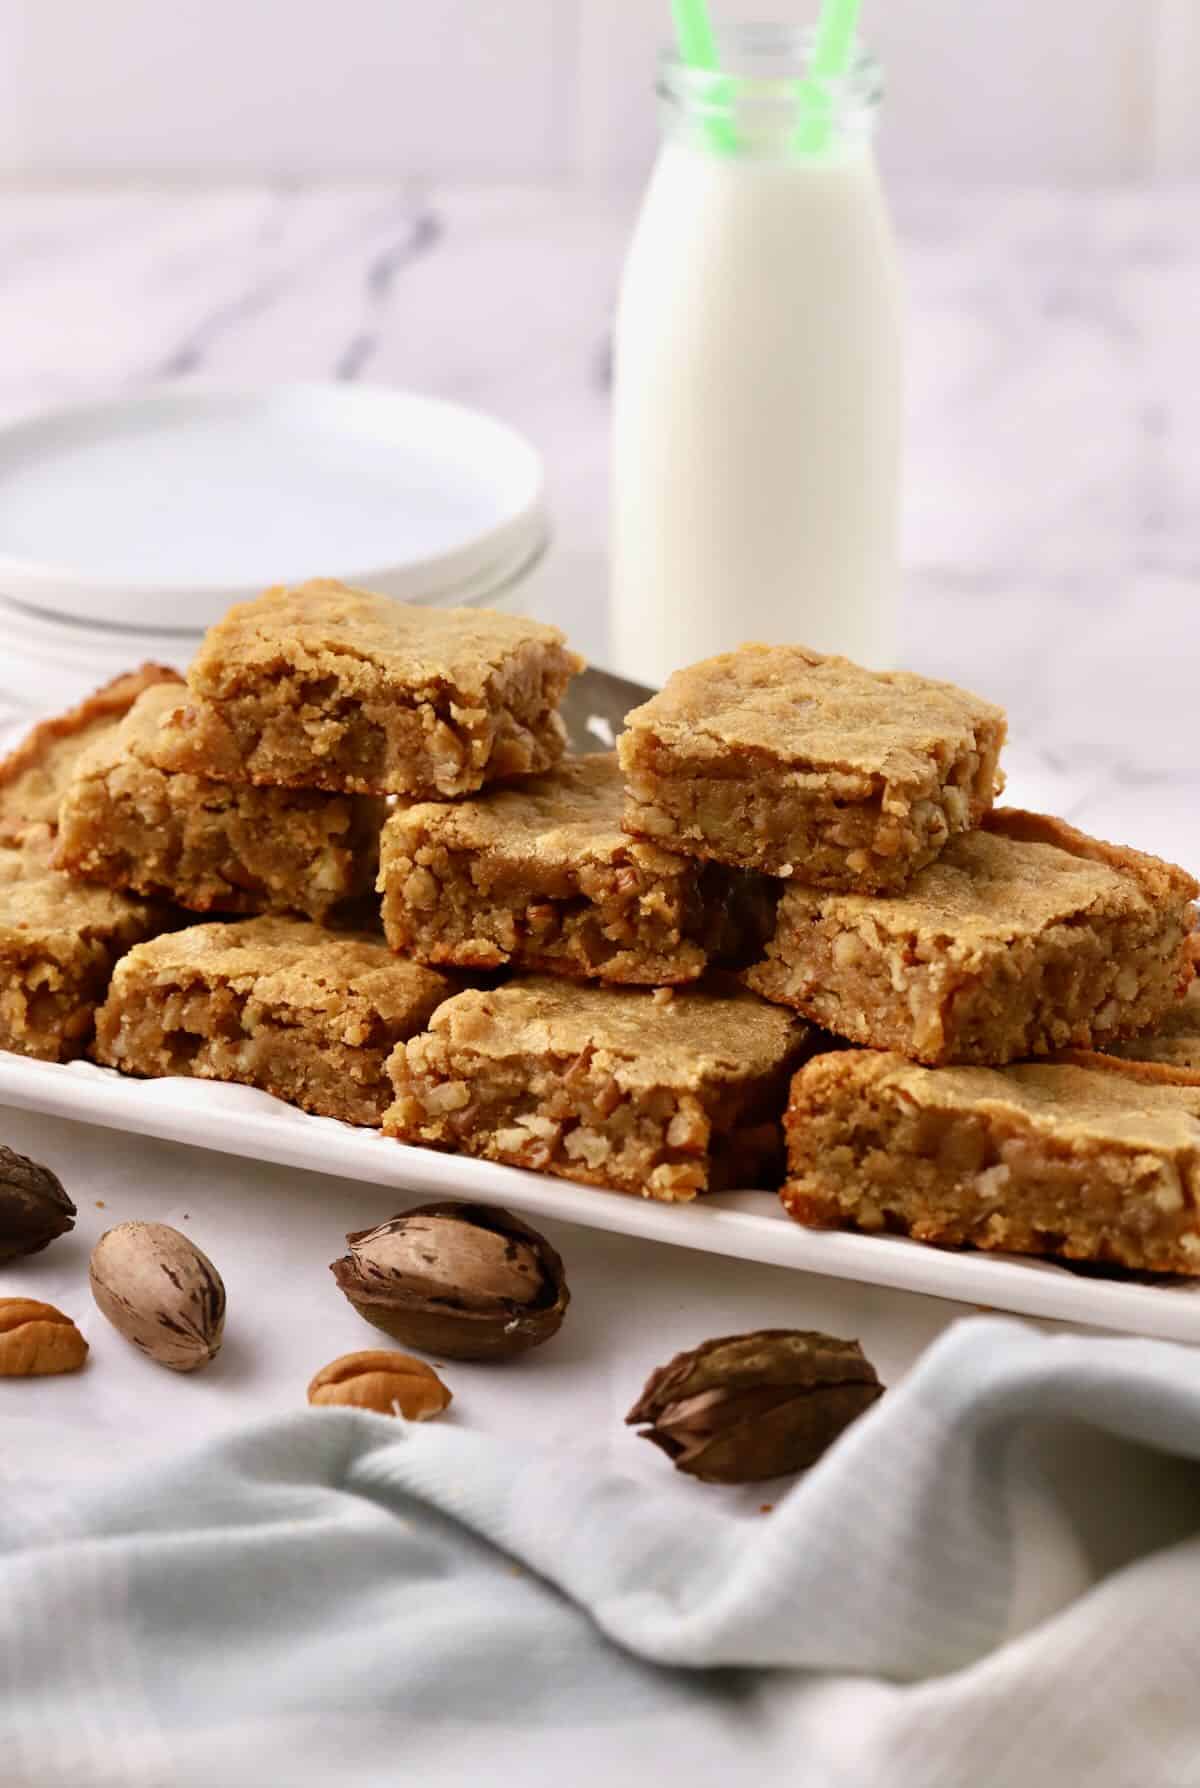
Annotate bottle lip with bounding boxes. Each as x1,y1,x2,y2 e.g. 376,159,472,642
659,24,883,139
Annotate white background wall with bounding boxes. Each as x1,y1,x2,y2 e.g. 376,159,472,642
0,0,1197,182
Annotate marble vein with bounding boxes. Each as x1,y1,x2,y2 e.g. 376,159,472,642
335,202,443,382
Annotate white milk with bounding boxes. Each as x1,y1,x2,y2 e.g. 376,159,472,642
611,40,902,686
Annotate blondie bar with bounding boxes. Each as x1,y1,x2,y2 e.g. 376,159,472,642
378,752,770,984
619,643,1006,888
0,664,181,842
55,684,383,922
782,1048,1200,1275
746,809,1197,1066
154,581,583,797
94,917,455,1125
1104,979,1200,1073
0,833,167,1062
384,977,820,1201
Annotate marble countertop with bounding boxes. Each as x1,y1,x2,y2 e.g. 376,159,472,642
0,178,1196,863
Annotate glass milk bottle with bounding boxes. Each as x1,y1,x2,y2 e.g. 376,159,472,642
611,25,902,686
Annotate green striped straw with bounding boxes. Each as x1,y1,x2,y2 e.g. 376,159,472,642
671,0,738,154
797,0,864,155
671,0,865,159
671,0,720,71
812,0,863,86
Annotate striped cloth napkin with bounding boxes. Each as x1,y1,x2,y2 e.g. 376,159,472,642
2,1315,1199,1788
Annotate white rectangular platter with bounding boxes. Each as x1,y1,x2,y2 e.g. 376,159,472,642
2,1049,1198,1344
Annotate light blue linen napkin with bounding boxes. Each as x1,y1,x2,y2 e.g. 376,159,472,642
3,1316,1200,1788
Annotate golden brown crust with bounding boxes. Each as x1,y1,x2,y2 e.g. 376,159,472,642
384,977,820,1201
984,808,1200,907
746,810,1198,1066
1052,1050,1200,1087
189,581,581,696
93,916,456,1125
621,644,1004,786
618,643,1006,887
782,1049,1200,1274
153,582,584,798
790,1048,1200,1146
99,916,452,1033
391,753,665,865
401,976,807,1091
0,664,182,842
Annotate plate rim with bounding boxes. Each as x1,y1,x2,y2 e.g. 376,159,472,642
1,1050,1197,1348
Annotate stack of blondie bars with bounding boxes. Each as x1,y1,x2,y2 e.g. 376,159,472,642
2,579,1198,1276
615,644,1200,1274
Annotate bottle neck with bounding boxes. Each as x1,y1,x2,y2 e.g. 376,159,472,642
658,23,882,160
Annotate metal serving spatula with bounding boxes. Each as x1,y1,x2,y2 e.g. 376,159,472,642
560,666,656,756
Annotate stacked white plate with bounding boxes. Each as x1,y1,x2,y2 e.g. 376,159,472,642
0,381,548,714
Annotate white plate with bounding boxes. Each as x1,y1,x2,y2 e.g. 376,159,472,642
0,382,547,628
1,1051,1197,1344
